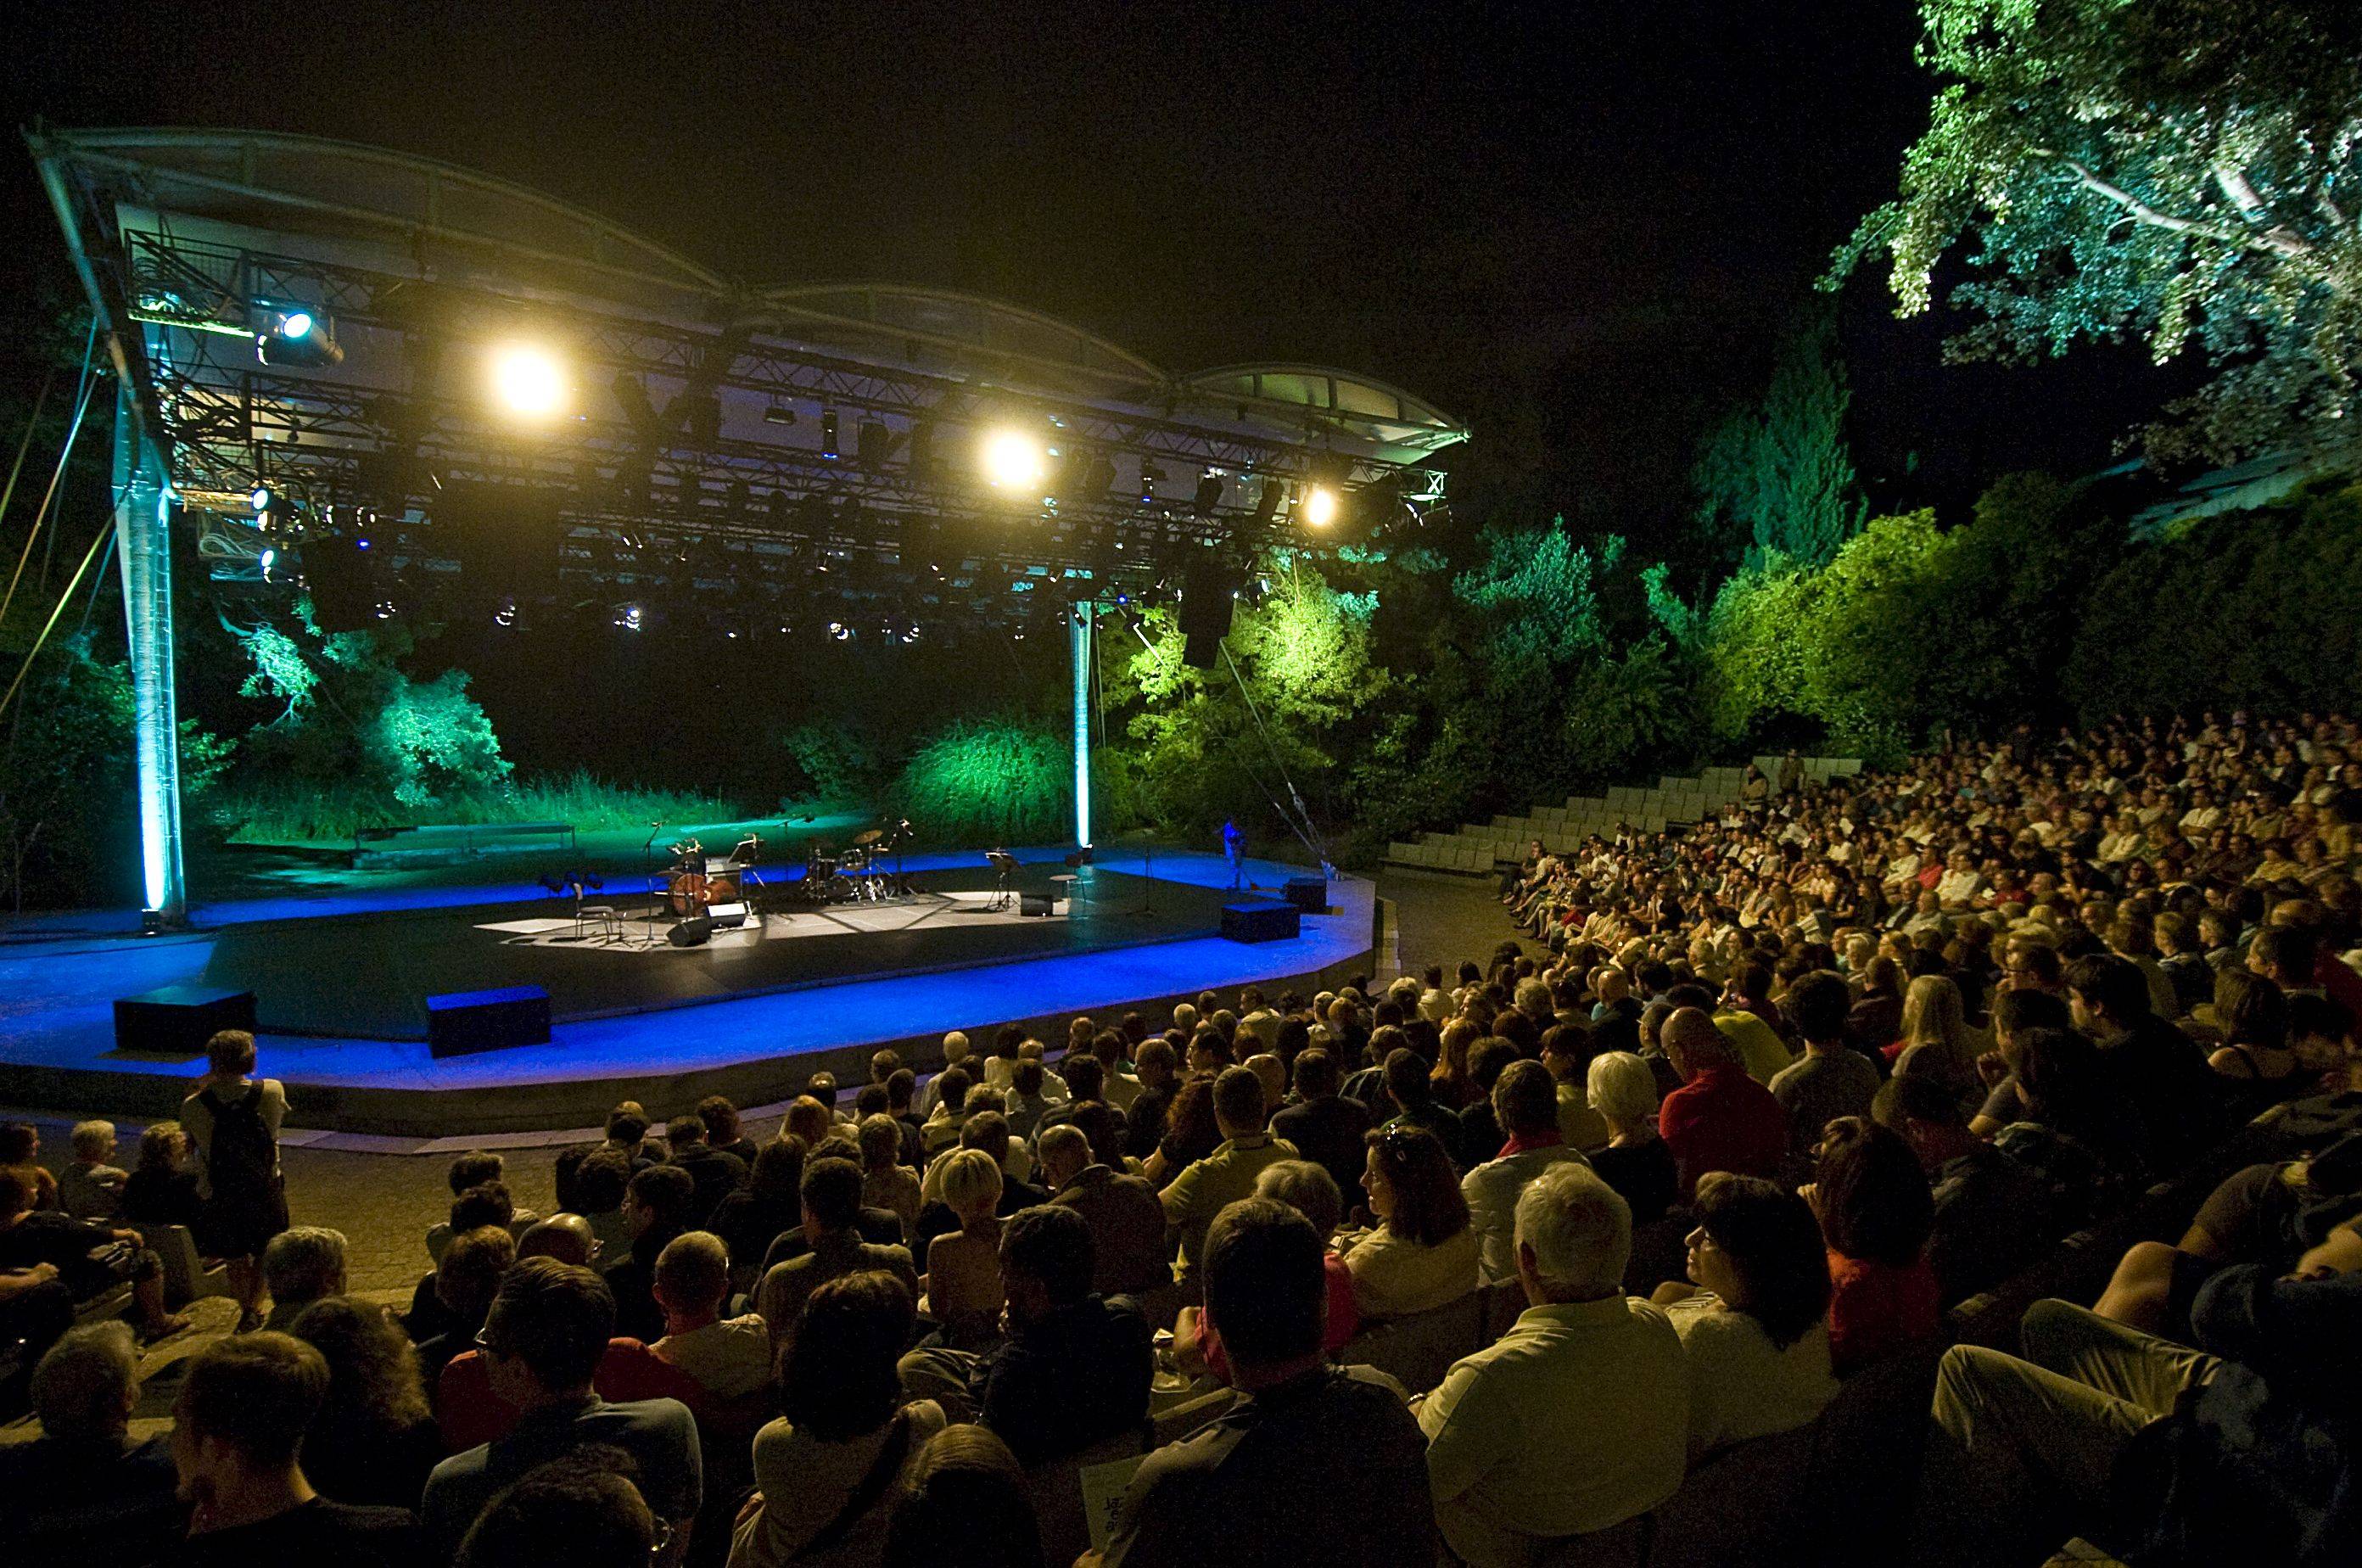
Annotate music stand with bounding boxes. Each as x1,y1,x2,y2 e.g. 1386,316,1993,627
985,849,1018,912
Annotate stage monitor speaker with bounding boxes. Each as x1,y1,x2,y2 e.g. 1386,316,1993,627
1178,558,1236,669
705,901,748,925
436,480,571,597
668,916,719,947
113,984,257,1057
304,535,379,632
1221,899,1301,944
427,985,551,1058
1283,876,1329,915
1020,891,1055,917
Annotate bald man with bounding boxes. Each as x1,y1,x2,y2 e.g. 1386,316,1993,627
518,1212,602,1268
1656,1007,1788,1196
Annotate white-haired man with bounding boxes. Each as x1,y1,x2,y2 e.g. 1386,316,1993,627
259,1226,348,1331
1416,1163,1685,1567
912,1031,973,1118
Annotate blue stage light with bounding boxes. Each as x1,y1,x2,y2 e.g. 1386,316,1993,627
279,311,315,339
249,485,272,512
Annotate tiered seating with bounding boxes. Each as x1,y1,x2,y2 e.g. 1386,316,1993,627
1385,757,1863,872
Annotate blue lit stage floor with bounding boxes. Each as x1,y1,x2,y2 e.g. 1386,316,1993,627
0,852,1376,1136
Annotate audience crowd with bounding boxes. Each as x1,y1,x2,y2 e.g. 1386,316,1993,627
5,710,2362,1565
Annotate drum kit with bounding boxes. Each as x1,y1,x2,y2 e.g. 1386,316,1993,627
801,819,915,904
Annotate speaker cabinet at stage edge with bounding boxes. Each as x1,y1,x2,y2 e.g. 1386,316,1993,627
113,984,257,1057
1283,876,1330,915
427,984,551,1058
1221,899,1301,944
1020,890,1056,917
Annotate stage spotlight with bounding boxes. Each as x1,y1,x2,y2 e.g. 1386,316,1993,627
828,619,852,641
820,409,841,458
764,399,797,426
982,428,1046,490
281,311,313,339
1252,477,1283,525
249,485,273,512
1192,471,1225,516
490,344,568,419
1139,462,1161,505
255,303,343,367
1301,484,1339,528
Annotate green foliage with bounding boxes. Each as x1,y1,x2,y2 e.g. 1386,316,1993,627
1830,0,2362,461
1689,312,1867,569
890,717,1071,845
776,719,879,808
214,771,734,846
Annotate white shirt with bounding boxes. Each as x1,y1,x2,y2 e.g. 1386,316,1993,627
1419,1297,1687,1560
1460,1146,1591,1286
1341,1224,1480,1319
654,1313,772,1401
1663,1294,1836,1463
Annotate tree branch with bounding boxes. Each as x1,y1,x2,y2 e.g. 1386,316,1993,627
2041,154,2320,270
2211,165,2314,259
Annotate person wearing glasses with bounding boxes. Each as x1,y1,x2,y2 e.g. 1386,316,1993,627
423,1259,702,1565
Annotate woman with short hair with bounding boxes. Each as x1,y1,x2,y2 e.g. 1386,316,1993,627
1650,1173,1838,1462
922,1150,1006,1351
1584,1051,1676,1224
1338,1125,1478,1319
178,1029,289,1331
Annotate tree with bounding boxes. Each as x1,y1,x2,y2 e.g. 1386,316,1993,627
1830,0,2362,462
1689,311,1865,570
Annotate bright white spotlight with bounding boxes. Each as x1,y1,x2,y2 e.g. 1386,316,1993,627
981,428,1045,490
1302,484,1339,528
249,485,272,512
279,311,315,340
490,344,568,419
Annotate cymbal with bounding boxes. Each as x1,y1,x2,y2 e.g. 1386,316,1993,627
854,828,885,845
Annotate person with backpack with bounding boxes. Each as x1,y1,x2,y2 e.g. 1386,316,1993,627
181,1029,291,1332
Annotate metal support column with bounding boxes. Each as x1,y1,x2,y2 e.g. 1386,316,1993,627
112,382,186,927
1071,602,1093,850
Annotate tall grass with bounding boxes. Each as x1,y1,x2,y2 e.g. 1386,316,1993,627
211,770,741,846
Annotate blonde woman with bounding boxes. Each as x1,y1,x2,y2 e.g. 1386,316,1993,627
921,1148,1005,1350
1889,975,1985,1099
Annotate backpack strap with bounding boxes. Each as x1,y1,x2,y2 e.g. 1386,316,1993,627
792,1409,915,1560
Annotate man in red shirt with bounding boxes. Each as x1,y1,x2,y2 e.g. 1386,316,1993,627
1657,1009,1788,1198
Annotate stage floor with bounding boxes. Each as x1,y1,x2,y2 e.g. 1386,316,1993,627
207,865,1229,1040
0,850,1378,1135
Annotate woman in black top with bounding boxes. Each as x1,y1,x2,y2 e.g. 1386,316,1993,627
120,1122,204,1229
1584,1051,1677,1224
288,1297,445,1512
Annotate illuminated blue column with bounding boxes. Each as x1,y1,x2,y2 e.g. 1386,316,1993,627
112,383,186,926
1071,602,1093,848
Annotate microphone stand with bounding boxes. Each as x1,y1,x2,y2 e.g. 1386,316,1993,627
640,822,665,949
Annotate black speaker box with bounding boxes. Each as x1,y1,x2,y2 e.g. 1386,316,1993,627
1020,891,1055,916
436,480,571,596
1283,876,1329,915
113,984,257,1057
668,916,719,947
1221,899,1301,944
1179,559,1236,669
426,985,551,1058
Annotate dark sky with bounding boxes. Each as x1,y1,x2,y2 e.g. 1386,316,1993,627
2,0,2186,542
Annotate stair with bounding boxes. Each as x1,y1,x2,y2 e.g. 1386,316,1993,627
1384,756,1861,874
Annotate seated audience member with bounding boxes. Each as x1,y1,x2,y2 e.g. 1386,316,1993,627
708,1137,805,1295
1911,1224,2362,1568
1808,1117,1939,1375
1038,1123,1169,1297
1452,1038,1522,1164
1540,1024,1611,1151
1174,1160,1358,1384
411,1182,523,1341
288,1296,445,1512
59,1119,129,1219
517,1212,602,1267
414,1224,513,1397
1098,1198,1436,1568
2205,966,2302,1096
2066,952,2224,1168
879,1424,1044,1568
606,1163,697,1344
1889,974,1984,1099
122,1120,205,1229
572,1149,638,1268
913,1033,973,1120
1648,1173,1837,1463
1419,1164,1686,1565
920,1149,1008,1351
1769,971,1883,1162
1341,1124,1480,1318
1873,1071,2053,1304
759,1156,919,1361
921,1067,977,1156
1003,1058,1055,1141
1460,1059,1589,1285
1122,1039,1179,1161
452,1450,660,1568
649,1230,770,1403
898,1205,1153,1464
735,1270,947,1568
603,1106,656,1168
168,1332,422,1564
1991,1025,2147,1225
1969,985,2074,1136
261,1225,349,1330
1268,1047,1374,1202
0,1120,59,1210
697,1095,761,1168
1,1322,183,1562
1378,1045,1464,1155
915,1109,1043,1220
425,1153,538,1261
663,1114,749,1229
859,1114,923,1232
1159,1065,1300,1285
1584,1050,1678,1226
1657,1007,1788,1196
422,1260,702,1563
0,1167,186,1341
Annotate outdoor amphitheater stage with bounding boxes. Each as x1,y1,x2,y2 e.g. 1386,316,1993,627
0,849,1376,1137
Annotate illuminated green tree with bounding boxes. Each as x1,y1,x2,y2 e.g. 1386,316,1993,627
1830,0,2362,461
1689,312,1865,570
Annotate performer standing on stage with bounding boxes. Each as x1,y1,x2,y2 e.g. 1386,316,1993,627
1222,818,1245,889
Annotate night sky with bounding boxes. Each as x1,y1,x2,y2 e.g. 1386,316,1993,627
2,0,2190,545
